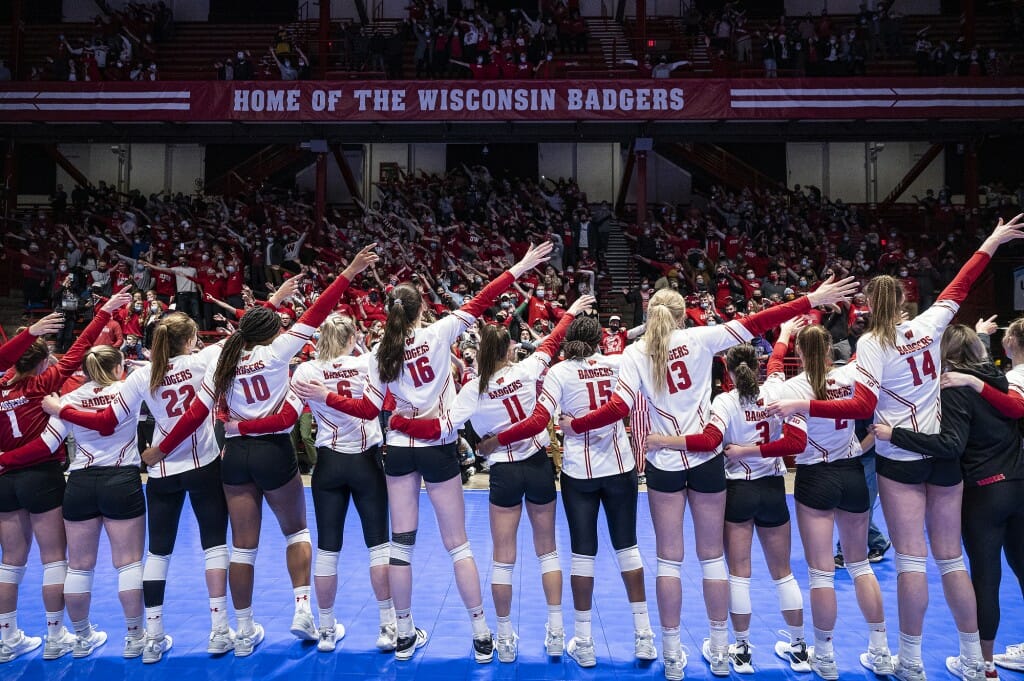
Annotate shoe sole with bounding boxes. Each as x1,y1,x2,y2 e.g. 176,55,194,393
289,625,318,642
475,650,494,664
72,632,107,659
546,643,564,657
568,640,596,668
702,647,730,677
1,638,43,663
143,635,173,664
395,630,428,661
234,627,264,658
43,646,74,661
861,652,896,676
994,660,1024,672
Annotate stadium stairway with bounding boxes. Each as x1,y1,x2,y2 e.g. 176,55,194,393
600,220,637,326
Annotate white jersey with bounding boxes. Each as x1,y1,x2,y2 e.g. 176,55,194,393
444,349,554,467
361,310,479,448
293,354,383,453
62,381,139,470
763,362,862,466
1006,364,1024,398
854,300,958,461
709,389,788,481
100,343,223,478
194,323,316,437
614,320,754,471
538,354,633,480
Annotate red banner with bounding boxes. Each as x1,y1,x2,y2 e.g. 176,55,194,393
2,79,1022,123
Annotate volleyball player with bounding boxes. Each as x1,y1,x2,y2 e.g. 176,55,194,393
390,295,594,662
43,312,233,663
148,244,379,657
760,320,893,679
0,289,130,663
646,342,808,675
478,314,656,670
769,215,1024,681
561,277,857,681
292,242,553,664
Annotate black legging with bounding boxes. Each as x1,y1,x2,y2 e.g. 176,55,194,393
961,478,1024,641
312,445,389,552
143,458,230,607
560,469,639,556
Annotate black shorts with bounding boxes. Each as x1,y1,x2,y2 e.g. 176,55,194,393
489,449,556,508
221,434,298,491
384,443,460,484
63,466,145,522
146,457,229,554
725,476,790,528
645,455,726,494
560,469,639,555
795,457,871,513
312,445,389,552
876,454,962,487
0,461,66,514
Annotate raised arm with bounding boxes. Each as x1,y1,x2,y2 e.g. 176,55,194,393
940,214,1024,304
41,287,132,391
0,313,64,371
457,241,553,321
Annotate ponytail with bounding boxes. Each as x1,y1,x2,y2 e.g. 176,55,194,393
212,306,280,399
644,288,687,394
377,284,422,383
1005,316,1024,359
726,344,760,404
865,275,904,348
83,345,123,387
563,315,602,360
149,312,198,393
796,325,832,401
476,323,511,393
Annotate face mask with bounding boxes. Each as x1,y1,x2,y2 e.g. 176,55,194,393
799,279,807,287
907,250,915,258
226,265,236,273
59,265,68,272
133,304,143,312
697,261,705,270
899,270,908,277
640,283,649,291
746,273,755,280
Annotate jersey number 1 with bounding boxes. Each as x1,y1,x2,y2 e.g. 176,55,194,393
586,379,613,410
4,411,22,438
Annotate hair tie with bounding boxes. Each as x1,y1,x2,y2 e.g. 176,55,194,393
391,298,404,312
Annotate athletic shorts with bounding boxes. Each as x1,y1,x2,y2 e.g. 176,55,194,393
0,461,66,514
312,445,389,551
876,454,962,487
725,475,790,527
560,469,639,555
645,455,726,494
221,434,298,491
63,466,145,522
488,449,556,508
384,443,460,484
795,457,870,513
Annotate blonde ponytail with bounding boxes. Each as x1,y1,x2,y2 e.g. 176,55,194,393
644,288,686,395
83,346,124,387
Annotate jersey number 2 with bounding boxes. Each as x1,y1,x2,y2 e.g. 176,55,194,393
162,385,197,418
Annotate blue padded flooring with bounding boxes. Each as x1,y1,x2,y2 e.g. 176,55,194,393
4,488,1024,681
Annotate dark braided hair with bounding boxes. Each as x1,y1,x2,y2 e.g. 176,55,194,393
725,344,759,404
563,315,602,360
212,306,280,399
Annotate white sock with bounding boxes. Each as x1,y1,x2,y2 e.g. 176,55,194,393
293,586,312,613
236,606,254,635
788,623,805,644
575,609,592,640
209,597,229,630
319,608,335,630
814,628,834,656
959,630,983,661
497,615,513,638
468,604,489,638
547,604,563,632
45,611,63,638
72,618,91,637
395,607,414,637
663,626,682,654
378,598,396,626
710,619,729,649
869,622,888,650
735,628,750,644
631,601,651,632
0,611,16,642
145,606,164,637
899,632,922,663
126,615,143,640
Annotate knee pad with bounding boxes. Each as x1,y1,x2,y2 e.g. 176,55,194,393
538,551,560,575
895,552,928,575
774,573,803,612
615,546,643,573
369,543,390,568
390,530,417,567
570,553,596,578
935,555,967,576
700,556,728,581
448,542,473,564
64,568,94,595
807,567,835,590
117,561,143,592
845,559,875,581
0,563,27,585
285,528,311,547
143,553,171,583
231,546,258,566
657,557,682,579
314,549,339,578
42,561,67,587
204,545,230,572
729,575,752,615
491,561,514,586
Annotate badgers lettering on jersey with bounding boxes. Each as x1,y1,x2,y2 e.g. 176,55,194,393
0,395,28,411
404,343,430,360
743,399,769,422
487,379,523,400
667,345,690,360
896,336,933,356
235,360,267,376
323,367,360,381
577,367,615,380
160,368,194,387
79,393,117,409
